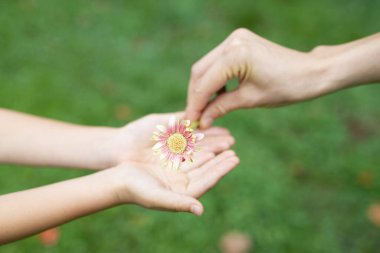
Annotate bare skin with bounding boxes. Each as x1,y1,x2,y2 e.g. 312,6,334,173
186,29,380,128
0,110,239,244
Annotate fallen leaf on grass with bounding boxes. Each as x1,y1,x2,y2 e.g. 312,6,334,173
357,170,374,188
220,231,253,253
38,227,60,247
368,203,380,227
114,104,132,121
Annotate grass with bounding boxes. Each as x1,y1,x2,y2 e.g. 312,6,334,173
0,0,380,252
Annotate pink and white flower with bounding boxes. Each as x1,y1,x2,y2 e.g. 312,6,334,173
152,117,204,169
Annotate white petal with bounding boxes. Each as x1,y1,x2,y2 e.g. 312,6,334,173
169,116,176,129
152,131,161,137
156,125,167,132
173,157,181,170
152,142,165,150
151,135,160,141
181,120,190,127
194,133,205,141
159,153,167,160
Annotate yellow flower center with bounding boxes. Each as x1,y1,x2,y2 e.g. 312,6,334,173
167,133,187,154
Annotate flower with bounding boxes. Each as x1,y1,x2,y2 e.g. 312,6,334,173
152,117,204,169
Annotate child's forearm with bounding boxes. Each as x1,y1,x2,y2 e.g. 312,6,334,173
0,108,117,169
0,169,119,244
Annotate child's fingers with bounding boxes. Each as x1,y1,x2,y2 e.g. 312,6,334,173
201,126,231,136
182,152,215,172
145,189,204,216
187,151,239,197
199,135,235,153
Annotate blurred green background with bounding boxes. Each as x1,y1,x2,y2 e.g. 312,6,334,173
1,0,380,252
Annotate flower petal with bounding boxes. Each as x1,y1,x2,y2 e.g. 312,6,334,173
181,120,191,127
152,141,166,150
194,133,205,141
156,125,167,133
172,156,181,170
159,152,168,160
151,135,160,141
169,116,176,130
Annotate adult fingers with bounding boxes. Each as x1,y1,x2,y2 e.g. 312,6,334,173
186,38,231,122
199,89,249,128
186,59,229,122
190,39,229,82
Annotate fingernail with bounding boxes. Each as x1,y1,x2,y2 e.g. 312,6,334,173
201,118,212,128
190,205,202,216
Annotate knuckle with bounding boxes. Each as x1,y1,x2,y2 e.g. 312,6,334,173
224,30,252,56
146,113,159,120
174,202,185,212
190,63,202,78
215,104,227,116
310,45,328,57
236,88,254,107
230,28,251,39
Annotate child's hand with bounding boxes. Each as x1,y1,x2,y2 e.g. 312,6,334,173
105,113,239,215
107,112,236,167
108,150,238,216
0,111,238,243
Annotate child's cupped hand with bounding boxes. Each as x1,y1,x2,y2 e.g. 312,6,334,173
104,112,239,215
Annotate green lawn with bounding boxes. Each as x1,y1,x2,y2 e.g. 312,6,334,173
1,0,380,252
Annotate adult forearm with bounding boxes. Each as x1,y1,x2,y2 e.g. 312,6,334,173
0,108,117,169
311,33,380,95
0,169,118,244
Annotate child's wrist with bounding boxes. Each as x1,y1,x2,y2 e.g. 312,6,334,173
91,126,121,169
90,167,127,206
102,164,135,205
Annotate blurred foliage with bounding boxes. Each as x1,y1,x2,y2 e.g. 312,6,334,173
0,0,380,252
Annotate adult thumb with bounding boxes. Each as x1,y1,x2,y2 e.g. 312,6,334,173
200,89,246,128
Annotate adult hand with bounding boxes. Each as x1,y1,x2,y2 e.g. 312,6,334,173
186,28,362,128
186,28,326,128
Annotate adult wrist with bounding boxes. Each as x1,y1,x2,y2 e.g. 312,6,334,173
307,46,344,99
